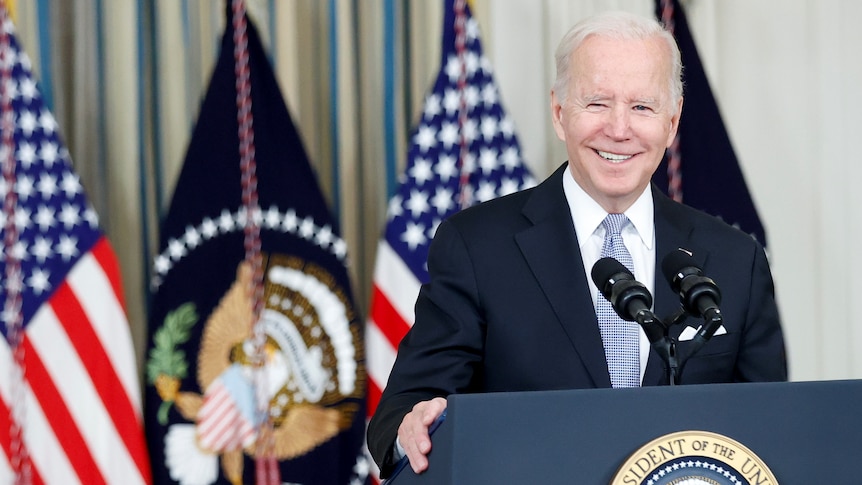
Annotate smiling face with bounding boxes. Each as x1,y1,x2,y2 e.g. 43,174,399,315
551,34,682,213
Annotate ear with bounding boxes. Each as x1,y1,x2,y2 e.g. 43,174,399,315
550,90,566,141
666,96,684,146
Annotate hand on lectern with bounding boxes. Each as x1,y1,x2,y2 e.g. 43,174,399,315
397,396,448,474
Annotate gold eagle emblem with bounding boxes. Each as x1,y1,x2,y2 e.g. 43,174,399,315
152,255,364,484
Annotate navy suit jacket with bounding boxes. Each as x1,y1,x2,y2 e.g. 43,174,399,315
367,163,787,476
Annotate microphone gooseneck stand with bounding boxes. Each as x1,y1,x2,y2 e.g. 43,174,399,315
590,254,724,386
646,308,723,386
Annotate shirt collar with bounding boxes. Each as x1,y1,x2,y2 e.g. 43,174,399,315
562,166,655,250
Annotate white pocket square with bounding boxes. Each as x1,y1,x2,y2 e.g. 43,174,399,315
679,324,727,341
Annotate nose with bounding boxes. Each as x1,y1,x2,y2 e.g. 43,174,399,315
604,105,631,140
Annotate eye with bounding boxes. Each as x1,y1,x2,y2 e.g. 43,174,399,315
633,105,651,112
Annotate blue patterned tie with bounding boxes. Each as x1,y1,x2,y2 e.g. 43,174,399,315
596,213,641,388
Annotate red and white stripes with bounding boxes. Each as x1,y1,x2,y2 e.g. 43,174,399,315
366,242,420,414
0,238,151,485
365,241,421,482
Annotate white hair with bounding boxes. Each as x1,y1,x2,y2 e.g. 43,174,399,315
552,10,683,106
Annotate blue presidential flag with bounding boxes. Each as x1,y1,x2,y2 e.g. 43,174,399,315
143,3,367,484
653,0,768,246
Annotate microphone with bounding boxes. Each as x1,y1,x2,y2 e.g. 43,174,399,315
591,257,664,344
661,248,723,339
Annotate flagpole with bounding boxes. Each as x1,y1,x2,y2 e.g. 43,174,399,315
659,0,683,203
0,2,30,483
231,1,279,483
454,0,473,209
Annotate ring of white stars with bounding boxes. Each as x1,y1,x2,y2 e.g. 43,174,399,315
645,459,743,485
150,206,348,289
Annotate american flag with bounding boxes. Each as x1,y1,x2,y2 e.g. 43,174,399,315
365,0,534,480
0,12,151,485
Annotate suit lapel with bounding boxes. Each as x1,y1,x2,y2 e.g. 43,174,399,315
515,165,611,388
514,174,717,388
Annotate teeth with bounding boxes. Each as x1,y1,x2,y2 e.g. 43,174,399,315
597,150,632,162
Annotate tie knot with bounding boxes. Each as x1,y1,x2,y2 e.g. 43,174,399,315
602,213,628,236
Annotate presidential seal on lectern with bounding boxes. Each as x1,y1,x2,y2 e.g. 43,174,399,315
611,430,778,485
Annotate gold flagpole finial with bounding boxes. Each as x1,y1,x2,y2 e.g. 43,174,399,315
4,1,15,24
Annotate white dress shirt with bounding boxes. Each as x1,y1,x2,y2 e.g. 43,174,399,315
561,168,656,382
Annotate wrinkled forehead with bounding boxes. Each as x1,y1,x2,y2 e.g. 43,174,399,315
571,35,676,100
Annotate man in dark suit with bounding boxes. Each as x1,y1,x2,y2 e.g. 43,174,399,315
367,10,786,478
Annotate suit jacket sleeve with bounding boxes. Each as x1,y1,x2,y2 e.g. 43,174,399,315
660,225,787,384
366,217,485,476
733,241,787,382
652,188,787,384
